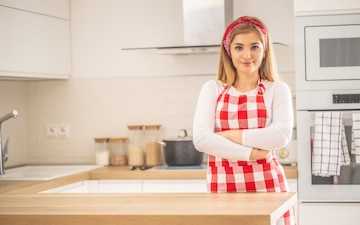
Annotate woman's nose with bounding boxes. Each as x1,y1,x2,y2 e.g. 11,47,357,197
243,49,251,59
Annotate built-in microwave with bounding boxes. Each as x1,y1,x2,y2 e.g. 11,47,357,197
295,14,360,91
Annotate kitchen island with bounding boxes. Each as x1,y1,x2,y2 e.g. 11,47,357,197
0,166,297,225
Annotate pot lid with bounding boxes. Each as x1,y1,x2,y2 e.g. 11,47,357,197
163,129,192,141
163,136,193,141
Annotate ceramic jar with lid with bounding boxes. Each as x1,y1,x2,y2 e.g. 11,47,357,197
144,125,162,166
110,137,128,166
127,125,145,167
94,138,110,166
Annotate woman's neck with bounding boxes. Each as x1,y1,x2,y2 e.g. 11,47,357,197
233,74,259,92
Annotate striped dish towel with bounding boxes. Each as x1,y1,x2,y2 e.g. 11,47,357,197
312,112,351,177
351,112,360,163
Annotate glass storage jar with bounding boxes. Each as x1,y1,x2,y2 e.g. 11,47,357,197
94,137,110,166
127,125,145,167
144,125,162,166
110,137,128,166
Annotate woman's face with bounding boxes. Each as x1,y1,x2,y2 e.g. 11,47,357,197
229,31,265,76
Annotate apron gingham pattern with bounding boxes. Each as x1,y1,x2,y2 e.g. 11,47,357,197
207,79,296,225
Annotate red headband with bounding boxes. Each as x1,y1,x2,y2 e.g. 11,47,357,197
222,17,267,57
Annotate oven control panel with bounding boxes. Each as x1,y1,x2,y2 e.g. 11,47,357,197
333,94,360,104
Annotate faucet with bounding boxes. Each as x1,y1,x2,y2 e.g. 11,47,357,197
0,110,18,175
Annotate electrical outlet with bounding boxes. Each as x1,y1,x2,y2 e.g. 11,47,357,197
45,124,58,138
57,124,70,138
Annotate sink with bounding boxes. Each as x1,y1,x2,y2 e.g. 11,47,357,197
0,165,101,180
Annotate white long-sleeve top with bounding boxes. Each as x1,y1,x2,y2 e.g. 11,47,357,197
192,79,294,161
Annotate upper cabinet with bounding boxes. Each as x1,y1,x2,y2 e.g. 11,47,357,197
0,0,71,80
294,0,360,16
0,0,69,19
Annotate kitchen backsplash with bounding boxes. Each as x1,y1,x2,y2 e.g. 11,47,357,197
1,72,294,167
0,81,28,167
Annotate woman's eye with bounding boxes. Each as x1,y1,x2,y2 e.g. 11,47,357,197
251,45,259,50
234,46,242,50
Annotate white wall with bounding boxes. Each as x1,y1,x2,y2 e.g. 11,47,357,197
25,75,212,164
70,0,220,78
70,0,295,78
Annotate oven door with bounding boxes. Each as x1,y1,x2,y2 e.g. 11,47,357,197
297,110,360,202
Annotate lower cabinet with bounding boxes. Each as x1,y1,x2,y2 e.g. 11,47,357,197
142,179,207,193
287,179,298,225
40,179,207,193
287,179,297,192
299,203,360,225
41,179,296,195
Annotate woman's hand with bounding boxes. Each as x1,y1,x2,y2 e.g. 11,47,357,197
216,130,243,144
249,148,271,160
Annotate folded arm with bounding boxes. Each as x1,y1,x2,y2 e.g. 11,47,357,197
216,81,293,150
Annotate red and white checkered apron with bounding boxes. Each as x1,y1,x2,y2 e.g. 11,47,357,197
208,80,296,225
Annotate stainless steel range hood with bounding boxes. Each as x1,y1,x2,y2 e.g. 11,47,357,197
122,0,233,55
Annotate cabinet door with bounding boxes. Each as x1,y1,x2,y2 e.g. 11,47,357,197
0,0,69,19
299,203,360,225
98,180,143,193
294,0,360,15
287,179,298,224
0,6,71,79
287,179,297,192
142,179,207,193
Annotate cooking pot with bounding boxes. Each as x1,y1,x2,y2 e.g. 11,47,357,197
159,129,203,166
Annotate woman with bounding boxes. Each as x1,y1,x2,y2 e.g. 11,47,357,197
192,16,296,225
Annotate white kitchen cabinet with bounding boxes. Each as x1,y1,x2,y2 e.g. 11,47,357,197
0,4,71,80
299,203,360,225
0,0,69,19
142,179,207,193
40,179,207,193
287,179,297,192
40,180,143,193
97,180,143,193
287,179,298,225
294,0,360,16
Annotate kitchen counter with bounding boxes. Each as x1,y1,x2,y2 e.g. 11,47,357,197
0,165,297,225
89,164,297,179
0,192,296,225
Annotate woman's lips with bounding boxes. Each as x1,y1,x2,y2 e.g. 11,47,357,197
242,62,252,66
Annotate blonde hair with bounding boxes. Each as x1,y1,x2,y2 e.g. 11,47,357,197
217,16,279,86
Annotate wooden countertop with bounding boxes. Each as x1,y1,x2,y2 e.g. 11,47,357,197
0,192,297,225
89,165,297,180
0,165,297,225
